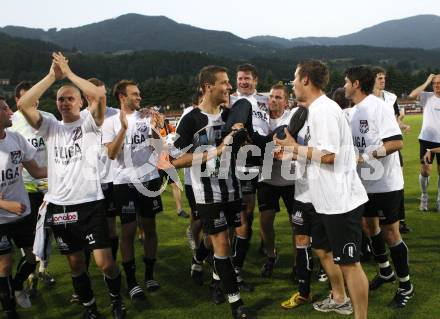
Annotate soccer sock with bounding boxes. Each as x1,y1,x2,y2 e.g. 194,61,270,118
398,189,406,221
104,271,122,300
122,259,137,287
233,235,249,269
369,230,394,278
195,239,210,263
14,259,37,291
143,257,156,281
296,246,313,298
419,174,429,195
72,272,96,308
110,236,119,261
0,276,16,313
389,240,411,290
213,256,242,311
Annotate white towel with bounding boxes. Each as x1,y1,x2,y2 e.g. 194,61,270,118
33,201,48,260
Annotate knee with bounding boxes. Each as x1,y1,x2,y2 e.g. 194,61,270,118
421,165,431,176
99,259,117,276
382,227,401,246
295,235,310,247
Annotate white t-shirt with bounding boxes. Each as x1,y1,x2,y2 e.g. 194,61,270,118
0,131,36,223
102,111,159,185
260,109,296,186
418,92,440,143
177,107,195,186
348,95,404,193
10,110,56,193
306,95,368,215
37,112,104,205
230,91,270,136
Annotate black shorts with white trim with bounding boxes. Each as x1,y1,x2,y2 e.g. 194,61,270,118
196,200,242,235
419,139,440,165
257,182,295,214
364,190,402,225
47,200,110,255
185,184,198,220
113,178,163,224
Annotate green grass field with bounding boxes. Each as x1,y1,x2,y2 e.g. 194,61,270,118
18,114,440,319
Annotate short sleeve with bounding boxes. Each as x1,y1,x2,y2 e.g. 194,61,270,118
16,132,37,162
310,110,340,154
36,112,57,139
102,113,118,145
420,92,433,108
378,103,402,141
173,113,196,155
82,111,100,134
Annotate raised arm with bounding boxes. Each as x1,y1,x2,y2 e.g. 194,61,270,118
409,74,436,99
17,62,61,129
87,85,106,126
106,110,128,160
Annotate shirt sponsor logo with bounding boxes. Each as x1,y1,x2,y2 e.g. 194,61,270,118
359,120,369,134
52,212,78,225
10,150,22,164
54,143,82,165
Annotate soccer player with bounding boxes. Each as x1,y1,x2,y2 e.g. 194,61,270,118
409,74,440,211
372,67,411,233
103,80,163,300
17,52,125,319
229,64,269,290
11,82,57,303
345,66,414,308
281,117,353,315
172,65,253,319
0,96,47,318
258,84,295,277
274,60,369,319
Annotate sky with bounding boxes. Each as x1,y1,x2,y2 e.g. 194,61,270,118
2,0,440,39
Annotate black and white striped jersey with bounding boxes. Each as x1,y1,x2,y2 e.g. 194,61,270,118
173,108,241,204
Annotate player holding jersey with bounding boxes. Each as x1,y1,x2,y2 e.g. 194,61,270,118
229,64,269,291
345,66,413,308
17,52,125,319
275,60,369,319
172,65,254,319
409,74,440,211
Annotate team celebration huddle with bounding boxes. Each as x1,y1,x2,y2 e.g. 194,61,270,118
0,52,438,319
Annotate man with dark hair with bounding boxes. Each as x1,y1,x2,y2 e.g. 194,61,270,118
172,65,253,319
371,67,411,233
229,63,269,291
345,65,414,309
258,84,295,277
409,74,440,212
103,79,163,301
275,60,369,319
11,81,58,304
17,52,125,319
0,97,47,319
